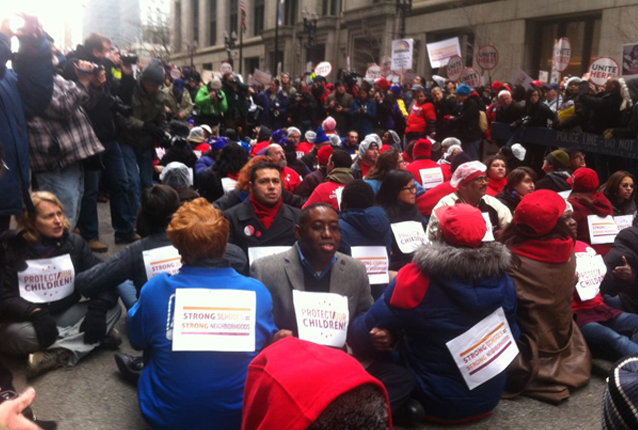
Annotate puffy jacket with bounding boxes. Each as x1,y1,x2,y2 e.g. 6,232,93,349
448,93,483,143
195,84,227,117
164,86,194,121
406,101,436,135
350,241,518,421
338,207,392,256
117,76,167,149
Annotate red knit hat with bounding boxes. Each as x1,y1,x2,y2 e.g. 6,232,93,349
491,81,503,92
317,145,334,166
514,190,566,237
435,204,487,248
413,138,433,159
376,78,390,90
567,167,599,193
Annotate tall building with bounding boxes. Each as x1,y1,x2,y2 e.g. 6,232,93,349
83,0,141,48
169,0,638,83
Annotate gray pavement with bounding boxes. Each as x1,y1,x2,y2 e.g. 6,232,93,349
2,201,608,429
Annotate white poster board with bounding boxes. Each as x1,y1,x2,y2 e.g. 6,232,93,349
293,290,349,348
351,246,390,284
482,213,495,242
143,245,182,281
221,177,238,194
615,215,635,232
315,61,332,77
446,55,464,83
512,69,534,90
575,247,607,302
622,42,638,77
553,37,572,72
419,167,444,190
18,255,75,303
391,221,428,253
253,69,272,86
476,45,499,71
391,39,414,71
446,307,519,390
248,246,291,266
589,57,620,87
365,64,383,81
172,288,256,352
426,37,462,68
587,215,620,245
460,67,482,87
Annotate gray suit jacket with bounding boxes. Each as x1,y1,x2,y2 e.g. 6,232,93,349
250,245,373,333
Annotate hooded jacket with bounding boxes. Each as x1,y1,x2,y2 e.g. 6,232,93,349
536,171,571,193
568,192,614,256
303,168,354,210
350,241,518,422
117,74,167,149
405,100,436,135
338,206,393,256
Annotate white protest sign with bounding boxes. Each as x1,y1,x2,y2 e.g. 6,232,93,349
587,215,620,245
446,55,464,83
460,67,482,88
553,37,572,72
476,45,499,71
391,221,428,253
391,39,414,71
293,290,349,348
248,246,291,266
351,246,390,285
419,167,444,190
221,177,238,194
143,245,182,281
315,61,332,77
193,150,202,159
482,213,495,242
446,307,519,390
575,247,607,302
253,69,272,86
172,288,256,352
365,64,382,81
426,37,462,68
296,151,305,159
539,70,549,84
558,190,572,199
220,61,233,74
335,186,344,210
18,255,75,303
512,69,534,90
170,68,181,80
615,215,635,231
589,57,620,87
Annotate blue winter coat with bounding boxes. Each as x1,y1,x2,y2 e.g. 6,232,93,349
350,98,377,137
350,241,519,421
258,89,289,129
338,206,392,256
0,34,53,216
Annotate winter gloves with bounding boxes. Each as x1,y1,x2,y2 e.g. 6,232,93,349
30,309,59,349
80,299,109,344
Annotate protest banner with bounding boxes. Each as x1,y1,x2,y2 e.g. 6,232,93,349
539,70,549,83
575,247,607,302
622,42,638,76
391,39,414,71
143,246,182,281
221,177,238,194
365,64,383,81
553,37,572,72
587,215,620,245
293,290,349,348
172,288,256,352
253,69,272,86
18,255,75,303
476,45,499,71
446,55,464,83
588,57,620,87
482,213,495,242
391,221,428,253
351,246,390,284
315,61,332,77
426,37,462,68
446,307,519,390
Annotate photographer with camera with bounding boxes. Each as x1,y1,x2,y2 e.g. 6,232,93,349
164,78,193,124
260,79,289,130
194,77,227,135
222,72,250,133
324,80,352,135
62,34,139,250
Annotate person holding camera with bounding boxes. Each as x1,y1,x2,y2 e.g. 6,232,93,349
164,78,193,124
260,79,289,130
194,77,227,136
324,81,353,135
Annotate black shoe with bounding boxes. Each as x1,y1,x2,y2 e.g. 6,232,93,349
393,398,425,426
114,353,143,384
114,234,141,244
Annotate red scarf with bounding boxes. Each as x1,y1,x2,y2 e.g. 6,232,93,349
511,237,575,263
250,194,282,230
487,177,507,196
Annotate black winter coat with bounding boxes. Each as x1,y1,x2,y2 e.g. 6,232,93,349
448,93,483,143
602,227,638,312
579,82,623,134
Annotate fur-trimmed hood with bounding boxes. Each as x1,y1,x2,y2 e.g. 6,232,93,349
413,241,512,281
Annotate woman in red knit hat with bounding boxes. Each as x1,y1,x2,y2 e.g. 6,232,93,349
501,190,591,404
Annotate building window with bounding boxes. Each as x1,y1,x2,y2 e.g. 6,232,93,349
230,0,238,36
284,0,298,25
532,15,601,77
322,0,341,16
209,0,217,45
254,0,265,36
246,57,260,74
192,0,199,43
203,62,213,70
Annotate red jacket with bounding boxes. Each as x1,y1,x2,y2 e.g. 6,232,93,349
303,181,345,210
282,166,302,193
406,101,436,135
568,192,614,256
407,159,450,187
417,181,456,217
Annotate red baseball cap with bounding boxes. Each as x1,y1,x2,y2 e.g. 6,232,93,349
435,204,487,248
567,167,599,193
514,190,566,237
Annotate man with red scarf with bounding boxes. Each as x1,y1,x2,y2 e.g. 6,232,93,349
224,163,301,256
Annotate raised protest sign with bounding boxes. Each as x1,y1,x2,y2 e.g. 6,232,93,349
512,69,534,90
460,67,482,87
366,64,383,81
18,255,75,303
351,246,390,284
446,307,519,390
553,37,572,72
253,69,272,86
476,45,499,71
589,57,620,87
623,43,638,76
315,61,332,77
220,61,233,74
426,37,462,68
172,288,256,352
575,246,607,302
491,123,638,160
446,55,464,83
588,215,620,245
293,290,349,348
391,221,428,253
392,39,414,71
143,246,182,281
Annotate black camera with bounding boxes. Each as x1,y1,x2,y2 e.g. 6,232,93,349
74,61,104,75
121,54,138,65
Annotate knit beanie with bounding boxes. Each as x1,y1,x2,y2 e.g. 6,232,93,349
387,130,401,149
315,127,330,144
435,204,487,248
413,138,433,159
317,146,334,167
567,167,599,193
141,59,165,86
451,161,487,188
390,84,402,96
603,357,638,430
455,83,472,96
546,150,571,169
322,116,337,133
376,78,390,91
514,190,566,237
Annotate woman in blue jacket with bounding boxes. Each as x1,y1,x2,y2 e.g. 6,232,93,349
350,204,519,424
128,198,278,430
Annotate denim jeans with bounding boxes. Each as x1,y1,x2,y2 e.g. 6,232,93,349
462,139,482,161
117,280,138,310
580,311,638,360
78,141,136,241
120,143,154,212
35,162,84,228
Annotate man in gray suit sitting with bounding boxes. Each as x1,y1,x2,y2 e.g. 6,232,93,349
251,203,419,424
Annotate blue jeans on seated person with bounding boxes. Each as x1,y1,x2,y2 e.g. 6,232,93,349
580,311,638,360
117,280,138,310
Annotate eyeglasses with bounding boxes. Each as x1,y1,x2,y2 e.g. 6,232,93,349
473,176,490,184
401,185,417,193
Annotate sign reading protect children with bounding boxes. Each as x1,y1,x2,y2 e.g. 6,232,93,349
293,290,349,348
18,254,75,303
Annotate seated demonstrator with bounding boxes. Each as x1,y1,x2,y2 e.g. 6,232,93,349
128,198,277,430
0,191,121,378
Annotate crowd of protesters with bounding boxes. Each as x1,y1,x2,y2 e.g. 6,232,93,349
5,16,638,430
